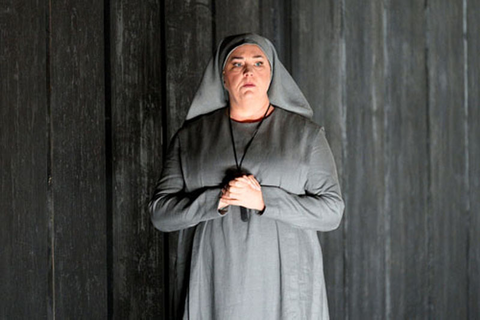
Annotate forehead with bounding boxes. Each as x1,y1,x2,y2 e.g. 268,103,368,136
226,44,267,60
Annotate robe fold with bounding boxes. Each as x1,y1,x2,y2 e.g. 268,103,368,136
150,106,344,320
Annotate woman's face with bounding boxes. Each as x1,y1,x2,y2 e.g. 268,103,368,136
223,44,271,104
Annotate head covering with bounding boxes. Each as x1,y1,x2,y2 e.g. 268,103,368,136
185,33,313,120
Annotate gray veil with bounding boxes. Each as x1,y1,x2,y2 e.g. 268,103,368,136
185,33,313,120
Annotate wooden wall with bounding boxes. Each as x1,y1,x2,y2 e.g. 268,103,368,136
1,0,478,319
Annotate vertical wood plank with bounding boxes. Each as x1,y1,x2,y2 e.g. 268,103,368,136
50,0,107,317
164,1,214,318
215,0,289,58
109,0,165,318
467,0,480,317
384,1,429,318
260,0,290,68
344,0,386,318
165,0,214,139
0,2,49,319
215,0,261,40
290,0,346,318
427,0,468,318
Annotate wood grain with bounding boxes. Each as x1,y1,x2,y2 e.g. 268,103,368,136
109,0,165,318
1,1,479,318
0,1,49,318
427,0,469,318
344,0,386,318
215,0,261,41
384,1,429,318
165,0,214,140
260,0,290,68
467,0,480,317
49,0,107,317
290,0,346,318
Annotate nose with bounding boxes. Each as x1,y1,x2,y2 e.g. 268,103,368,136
243,64,253,76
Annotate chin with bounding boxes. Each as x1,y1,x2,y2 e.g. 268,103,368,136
240,94,263,101
231,90,268,103
242,89,266,97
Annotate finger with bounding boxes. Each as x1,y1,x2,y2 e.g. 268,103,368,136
229,183,250,193
221,193,239,201
240,175,259,191
230,179,248,188
247,175,261,190
221,186,228,195
229,180,241,187
225,188,242,197
221,198,243,207
234,176,260,192
247,174,260,185
223,189,238,198
234,176,252,185
222,189,247,201
218,199,229,209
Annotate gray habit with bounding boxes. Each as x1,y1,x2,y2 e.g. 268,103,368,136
150,107,344,319
150,33,344,320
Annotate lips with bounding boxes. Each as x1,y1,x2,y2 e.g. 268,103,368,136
242,83,256,87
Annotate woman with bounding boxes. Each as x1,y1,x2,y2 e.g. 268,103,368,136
150,33,344,319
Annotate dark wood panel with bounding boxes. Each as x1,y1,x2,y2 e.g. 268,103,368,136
165,0,214,139
165,1,214,318
215,0,289,58
427,0,468,318
109,0,165,318
290,0,346,318
0,2,49,319
344,0,386,318
467,0,480,317
260,0,290,68
384,1,429,318
49,1,107,318
215,0,261,41
2,1,478,318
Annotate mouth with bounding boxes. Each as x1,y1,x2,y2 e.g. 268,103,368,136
242,83,256,87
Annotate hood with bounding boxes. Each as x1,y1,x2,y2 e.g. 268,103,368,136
185,33,313,120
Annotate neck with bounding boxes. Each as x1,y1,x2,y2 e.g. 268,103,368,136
229,97,273,122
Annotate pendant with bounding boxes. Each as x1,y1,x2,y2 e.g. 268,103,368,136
240,207,249,222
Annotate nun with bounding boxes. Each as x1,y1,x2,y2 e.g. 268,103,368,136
150,33,345,320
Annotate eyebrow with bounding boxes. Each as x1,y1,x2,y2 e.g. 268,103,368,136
230,55,266,60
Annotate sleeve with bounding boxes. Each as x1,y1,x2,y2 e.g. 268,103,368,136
260,128,345,231
149,132,225,232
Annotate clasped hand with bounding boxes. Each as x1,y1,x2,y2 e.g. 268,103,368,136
218,175,265,212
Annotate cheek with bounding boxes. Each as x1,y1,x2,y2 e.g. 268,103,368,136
261,74,271,89
225,74,241,89
223,75,232,91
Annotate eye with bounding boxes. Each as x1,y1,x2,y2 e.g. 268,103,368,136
254,61,263,67
233,62,242,67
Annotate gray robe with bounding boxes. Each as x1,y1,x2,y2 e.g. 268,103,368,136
150,107,344,320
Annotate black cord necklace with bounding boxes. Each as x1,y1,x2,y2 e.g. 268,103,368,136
227,103,271,222
228,103,272,173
